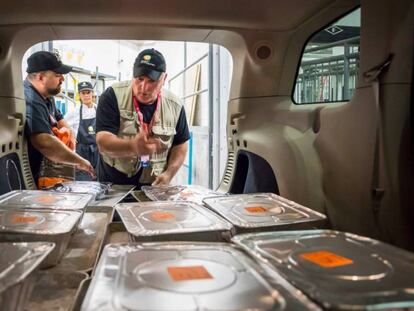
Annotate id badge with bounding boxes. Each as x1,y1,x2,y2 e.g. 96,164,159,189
140,155,150,168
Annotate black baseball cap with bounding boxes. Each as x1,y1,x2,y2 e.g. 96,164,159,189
133,48,166,81
78,81,93,92
26,51,72,74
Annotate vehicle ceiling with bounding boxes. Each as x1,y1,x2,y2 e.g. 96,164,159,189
0,0,341,31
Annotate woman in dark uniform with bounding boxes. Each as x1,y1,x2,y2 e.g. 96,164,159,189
65,81,98,180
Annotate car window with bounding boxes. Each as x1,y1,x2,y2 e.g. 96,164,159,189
293,8,360,104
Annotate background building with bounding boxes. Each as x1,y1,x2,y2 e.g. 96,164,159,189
22,40,232,189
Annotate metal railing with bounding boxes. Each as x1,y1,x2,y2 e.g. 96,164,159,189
294,36,360,104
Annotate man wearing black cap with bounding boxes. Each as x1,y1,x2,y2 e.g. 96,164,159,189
24,51,95,185
96,48,190,187
65,81,98,181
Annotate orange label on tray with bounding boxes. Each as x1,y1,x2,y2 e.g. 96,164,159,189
34,196,55,204
11,215,38,224
245,206,268,213
300,250,353,268
179,191,193,198
151,212,175,220
167,266,213,281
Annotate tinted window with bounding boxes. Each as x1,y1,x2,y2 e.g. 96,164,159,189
293,8,360,104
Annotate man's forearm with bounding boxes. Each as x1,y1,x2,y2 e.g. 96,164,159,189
96,131,136,158
164,142,188,177
31,133,85,165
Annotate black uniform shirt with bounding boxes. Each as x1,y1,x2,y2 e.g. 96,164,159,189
24,79,63,182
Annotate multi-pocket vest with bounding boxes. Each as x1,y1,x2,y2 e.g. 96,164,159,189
101,80,182,183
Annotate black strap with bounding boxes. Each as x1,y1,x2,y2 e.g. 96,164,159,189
363,54,393,216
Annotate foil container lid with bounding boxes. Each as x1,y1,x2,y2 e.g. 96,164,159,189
0,242,55,293
116,201,232,237
0,208,82,234
46,181,111,200
203,193,326,228
0,190,93,210
142,185,224,204
81,242,319,310
233,230,414,309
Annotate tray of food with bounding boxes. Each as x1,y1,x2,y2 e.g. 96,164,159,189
81,242,320,310
0,242,54,311
116,201,233,242
233,230,414,310
203,193,326,233
0,208,82,267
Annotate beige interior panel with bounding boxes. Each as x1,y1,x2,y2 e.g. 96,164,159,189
315,0,414,248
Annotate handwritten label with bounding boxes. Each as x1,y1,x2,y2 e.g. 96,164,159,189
151,211,175,220
300,250,353,268
245,206,268,213
11,215,38,224
34,196,56,204
167,265,213,281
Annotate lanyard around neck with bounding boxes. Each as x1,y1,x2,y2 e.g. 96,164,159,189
132,93,160,133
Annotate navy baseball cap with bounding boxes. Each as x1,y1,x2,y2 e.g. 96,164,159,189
26,51,72,74
133,48,166,81
78,81,93,92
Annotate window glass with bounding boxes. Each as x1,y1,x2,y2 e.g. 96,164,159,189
293,8,360,104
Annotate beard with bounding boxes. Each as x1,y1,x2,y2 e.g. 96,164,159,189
47,85,61,96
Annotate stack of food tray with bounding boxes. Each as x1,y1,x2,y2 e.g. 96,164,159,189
115,201,233,242
202,193,326,234
0,190,92,214
232,230,414,310
81,242,321,311
0,208,82,267
141,184,224,204
0,190,92,267
0,242,54,311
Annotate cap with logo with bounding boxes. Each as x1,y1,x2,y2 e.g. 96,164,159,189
78,81,93,92
26,51,72,74
133,48,166,81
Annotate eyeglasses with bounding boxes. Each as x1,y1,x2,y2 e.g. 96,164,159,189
80,90,92,94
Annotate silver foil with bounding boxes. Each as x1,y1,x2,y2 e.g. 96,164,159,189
203,192,326,232
116,201,233,242
0,208,82,267
142,185,224,205
81,242,320,310
0,242,54,311
233,230,414,310
0,190,93,212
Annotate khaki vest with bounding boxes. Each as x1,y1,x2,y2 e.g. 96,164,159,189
102,80,182,183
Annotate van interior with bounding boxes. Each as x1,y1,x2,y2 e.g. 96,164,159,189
0,0,413,309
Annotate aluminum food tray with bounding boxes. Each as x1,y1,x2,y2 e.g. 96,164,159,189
232,230,414,310
203,192,326,233
46,181,112,201
50,206,114,273
116,201,233,242
87,184,135,208
141,184,223,205
0,242,54,311
25,271,89,311
0,190,93,212
81,242,320,310
0,208,82,268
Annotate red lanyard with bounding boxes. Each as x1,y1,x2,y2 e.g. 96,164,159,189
132,93,160,133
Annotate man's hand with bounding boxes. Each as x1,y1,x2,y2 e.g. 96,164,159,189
131,130,163,156
152,171,173,186
76,158,96,179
